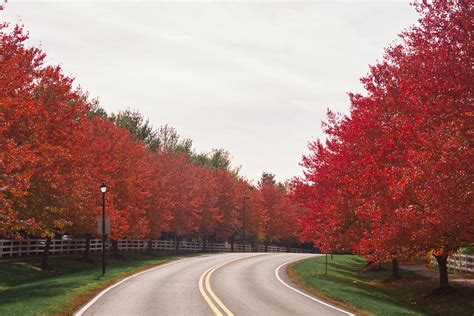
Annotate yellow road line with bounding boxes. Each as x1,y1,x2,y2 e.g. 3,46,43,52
199,265,223,316
205,261,236,316
198,254,265,316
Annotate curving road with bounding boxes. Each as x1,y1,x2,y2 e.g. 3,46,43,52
76,253,353,316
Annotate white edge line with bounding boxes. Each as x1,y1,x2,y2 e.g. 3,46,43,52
74,257,189,316
275,256,355,316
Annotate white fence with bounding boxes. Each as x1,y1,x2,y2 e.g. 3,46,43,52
431,254,474,274
0,239,308,258
256,245,310,253
117,240,251,252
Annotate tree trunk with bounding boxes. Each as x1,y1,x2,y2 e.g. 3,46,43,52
434,254,450,289
41,237,52,270
111,239,119,256
230,234,235,252
202,236,207,253
331,253,333,260
147,239,153,255
175,236,180,254
391,258,401,279
83,234,91,261
264,242,268,252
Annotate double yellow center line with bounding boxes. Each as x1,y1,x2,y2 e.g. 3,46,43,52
198,254,263,316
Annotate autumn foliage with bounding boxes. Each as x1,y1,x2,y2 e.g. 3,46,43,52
0,21,301,262
291,2,473,290
2,1,470,294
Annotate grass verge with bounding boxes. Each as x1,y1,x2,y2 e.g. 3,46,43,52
290,255,474,316
0,252,189,316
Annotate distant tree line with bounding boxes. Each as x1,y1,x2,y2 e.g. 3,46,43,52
0,22,303,269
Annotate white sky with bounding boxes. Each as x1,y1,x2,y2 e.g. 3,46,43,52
1,1,419,183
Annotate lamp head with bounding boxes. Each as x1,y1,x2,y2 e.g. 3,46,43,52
100,182,107,193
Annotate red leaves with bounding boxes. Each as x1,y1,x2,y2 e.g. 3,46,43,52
255,174,299,243
1,23,89,237
1,20,301,245
292,2,473,263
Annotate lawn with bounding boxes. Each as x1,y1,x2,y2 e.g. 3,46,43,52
290,255,474,316
0,252,185,316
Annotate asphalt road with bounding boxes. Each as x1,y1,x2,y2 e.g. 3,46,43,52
77,252,353,316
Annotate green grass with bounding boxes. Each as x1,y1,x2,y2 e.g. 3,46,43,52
0,252,186,316
290,255,474,316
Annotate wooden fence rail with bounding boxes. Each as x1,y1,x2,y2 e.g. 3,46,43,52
256,245,305,253
0,239,309,259
431,253,474,274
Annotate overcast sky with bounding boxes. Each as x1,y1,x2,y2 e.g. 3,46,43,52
1,1,419,183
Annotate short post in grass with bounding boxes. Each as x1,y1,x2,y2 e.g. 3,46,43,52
100,182,107,275
325,253,328,276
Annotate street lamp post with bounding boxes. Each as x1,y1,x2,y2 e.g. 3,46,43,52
243,196,249,252
100,182,107,275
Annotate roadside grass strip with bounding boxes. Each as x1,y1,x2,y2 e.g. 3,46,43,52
275,257,354,316
290,255,474,316
0,253,186,316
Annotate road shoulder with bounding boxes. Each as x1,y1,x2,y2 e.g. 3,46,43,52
285,259,361,316
289,255,474,316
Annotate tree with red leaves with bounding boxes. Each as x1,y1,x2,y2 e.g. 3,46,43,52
0,16,303,266
292,136,361,256
293,1,473,291
194,167,221,250
0,22,155,264
150,152,201,252
213,171,249,251
0,23,95,268
257,173,298,250
0,24,40,237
